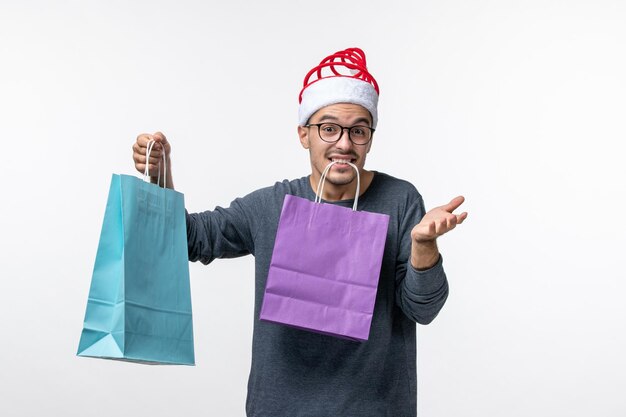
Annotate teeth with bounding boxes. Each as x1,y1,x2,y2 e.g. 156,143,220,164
332,159,351,164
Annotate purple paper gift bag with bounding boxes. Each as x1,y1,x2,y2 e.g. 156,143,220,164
260,162,390,341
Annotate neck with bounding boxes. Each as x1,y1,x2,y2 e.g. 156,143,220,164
309,169,374,202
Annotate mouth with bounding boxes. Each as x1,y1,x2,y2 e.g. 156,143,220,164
329,157,356,166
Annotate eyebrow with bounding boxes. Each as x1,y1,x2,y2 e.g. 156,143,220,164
315,114,372,126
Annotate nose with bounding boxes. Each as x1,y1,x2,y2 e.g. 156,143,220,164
335,127,354,150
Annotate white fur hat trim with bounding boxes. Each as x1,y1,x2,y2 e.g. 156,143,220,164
298,76,379,128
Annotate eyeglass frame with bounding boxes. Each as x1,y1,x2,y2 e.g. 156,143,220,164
305,122,376,145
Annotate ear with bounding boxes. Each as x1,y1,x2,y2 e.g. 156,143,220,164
298,125,310,149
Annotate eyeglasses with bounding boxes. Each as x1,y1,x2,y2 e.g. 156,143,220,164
305,123,375,145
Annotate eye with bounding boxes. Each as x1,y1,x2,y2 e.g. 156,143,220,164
351,126,367,137
320,124,339,134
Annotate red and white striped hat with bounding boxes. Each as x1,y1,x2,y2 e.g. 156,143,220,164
298,47,379,128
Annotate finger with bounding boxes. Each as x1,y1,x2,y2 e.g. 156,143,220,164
137,135,166,158
136,162,162,177
151,132,171,156
134,154,162,165
447,214,457,229
152,132,170,153
135,163,146,174
417,221,436,240
436,218,447,235
428,221,436,236
412,220,437,242
135,134,165,153
133,141,158,155
153,131,168,144
136,133,155,148
456,212,468,224
133,147,161,162
441,195,465,213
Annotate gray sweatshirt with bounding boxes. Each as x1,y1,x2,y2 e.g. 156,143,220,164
186,172,449,417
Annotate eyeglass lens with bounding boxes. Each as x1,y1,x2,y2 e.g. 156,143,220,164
317,123,372,144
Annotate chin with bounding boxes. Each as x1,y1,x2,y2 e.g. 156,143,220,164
326,171,356,186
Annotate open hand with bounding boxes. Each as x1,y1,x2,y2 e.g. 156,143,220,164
411,196,468,243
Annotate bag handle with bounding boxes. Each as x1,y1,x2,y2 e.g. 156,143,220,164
144,139,167,189
314,161,361,211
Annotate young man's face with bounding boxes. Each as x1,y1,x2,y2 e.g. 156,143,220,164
298,103,373,191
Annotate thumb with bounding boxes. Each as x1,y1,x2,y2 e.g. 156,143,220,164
151,131,171,156
152,131,168,145
441,195,465,213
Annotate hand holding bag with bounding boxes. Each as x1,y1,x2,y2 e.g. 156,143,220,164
77,141,194,364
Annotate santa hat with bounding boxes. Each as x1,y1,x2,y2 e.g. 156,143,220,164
298,47,379,128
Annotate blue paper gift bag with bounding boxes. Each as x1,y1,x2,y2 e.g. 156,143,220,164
77,174,194,365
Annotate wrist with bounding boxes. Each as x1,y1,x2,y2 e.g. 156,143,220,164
410,239,440,270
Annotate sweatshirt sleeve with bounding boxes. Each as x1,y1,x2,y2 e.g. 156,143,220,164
394,193,449,325
185,194,258,265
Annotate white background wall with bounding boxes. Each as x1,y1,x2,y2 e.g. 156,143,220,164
1,1,625,416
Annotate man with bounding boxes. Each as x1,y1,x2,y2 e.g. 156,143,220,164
132,47,467,417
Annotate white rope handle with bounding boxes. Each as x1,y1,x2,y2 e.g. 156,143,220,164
143,139,167,189
143,140,155,179
314,161,361,211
